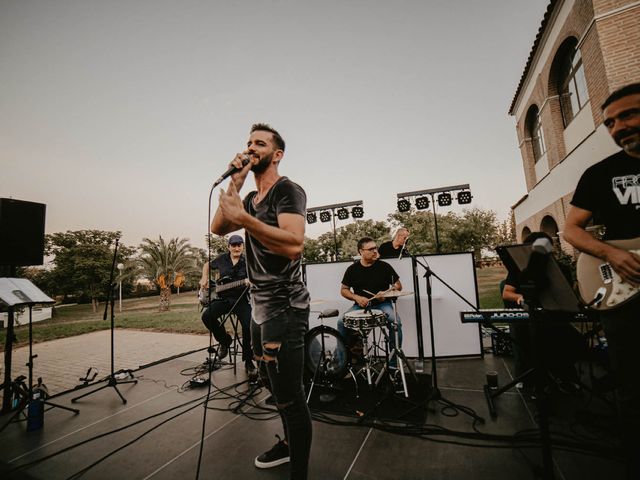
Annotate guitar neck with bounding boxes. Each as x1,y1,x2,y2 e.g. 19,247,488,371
215,278,249,294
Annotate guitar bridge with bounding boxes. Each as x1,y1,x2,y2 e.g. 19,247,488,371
599,263,613,284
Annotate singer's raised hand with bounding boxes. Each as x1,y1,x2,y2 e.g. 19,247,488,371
218,181,247,226
230,152,254,191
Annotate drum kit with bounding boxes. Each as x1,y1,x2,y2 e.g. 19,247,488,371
305,290,415,400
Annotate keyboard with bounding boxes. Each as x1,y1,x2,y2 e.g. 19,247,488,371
460,309,592,323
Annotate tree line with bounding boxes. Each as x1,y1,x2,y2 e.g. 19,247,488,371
303,207,516,262
22,207,515,311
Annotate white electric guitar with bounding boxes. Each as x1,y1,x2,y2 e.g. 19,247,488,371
576,237,640,310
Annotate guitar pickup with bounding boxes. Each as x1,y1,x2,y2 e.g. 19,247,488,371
599,263,613,284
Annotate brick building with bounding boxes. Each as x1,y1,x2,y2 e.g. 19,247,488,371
509,0,640,250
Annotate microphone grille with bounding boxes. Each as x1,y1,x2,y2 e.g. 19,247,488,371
531,237,552,254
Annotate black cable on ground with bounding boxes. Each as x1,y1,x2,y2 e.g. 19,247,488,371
7,392,209,476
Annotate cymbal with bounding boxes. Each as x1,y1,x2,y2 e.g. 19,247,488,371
378,290,413,298
309,299,326,305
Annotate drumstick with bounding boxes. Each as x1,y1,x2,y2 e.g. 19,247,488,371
363,287,393,300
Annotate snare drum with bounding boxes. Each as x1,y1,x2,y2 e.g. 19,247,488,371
343,309,386,331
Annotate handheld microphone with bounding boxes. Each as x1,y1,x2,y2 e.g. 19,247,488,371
213,155,251,187
398,237,410,259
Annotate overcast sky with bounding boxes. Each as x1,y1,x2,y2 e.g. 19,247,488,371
0,0,549,249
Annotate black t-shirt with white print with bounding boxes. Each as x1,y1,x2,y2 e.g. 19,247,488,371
571,150,640,240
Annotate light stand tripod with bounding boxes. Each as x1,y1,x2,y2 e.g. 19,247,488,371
412,255,485,424
72,239,137,404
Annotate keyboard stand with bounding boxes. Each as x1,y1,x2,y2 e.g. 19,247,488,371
485,367,534,418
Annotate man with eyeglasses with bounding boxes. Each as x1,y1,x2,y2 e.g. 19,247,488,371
337,236,403,369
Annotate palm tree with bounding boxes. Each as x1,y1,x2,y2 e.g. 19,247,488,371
137,236,198,311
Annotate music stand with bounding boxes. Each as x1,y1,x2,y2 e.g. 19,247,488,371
0,278,79,433
496,242,584,480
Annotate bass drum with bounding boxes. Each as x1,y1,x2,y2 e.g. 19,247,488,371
305,325,350,381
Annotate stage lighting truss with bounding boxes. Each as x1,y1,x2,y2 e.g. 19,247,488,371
437,192,452,207
397,184,471,213
457,190,473,204
306,212,317,224
351,206,364,218
415,196,430,210
397,198,411,213
336,207,349,220
319,210,332,223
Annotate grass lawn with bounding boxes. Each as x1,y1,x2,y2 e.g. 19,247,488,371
1,266,508,350
476,265,508,309
1,293,208,351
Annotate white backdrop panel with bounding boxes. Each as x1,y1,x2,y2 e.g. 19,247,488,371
414,252,481,356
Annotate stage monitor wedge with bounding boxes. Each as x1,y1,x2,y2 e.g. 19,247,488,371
0,198,46,266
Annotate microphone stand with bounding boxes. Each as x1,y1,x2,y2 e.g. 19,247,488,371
408,250,484,424
195,160,249,480
72,238,138,404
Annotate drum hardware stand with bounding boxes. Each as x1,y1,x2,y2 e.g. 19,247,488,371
374,297,416,398
350,324,379,390
1,305,79,433
307,309,341,403
72,239,138,405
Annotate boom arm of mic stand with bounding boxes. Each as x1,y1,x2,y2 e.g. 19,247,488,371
412,254,479,312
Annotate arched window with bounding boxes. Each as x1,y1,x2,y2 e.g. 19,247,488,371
526,105,546,162
540,215,559,241
558,41,589,126
521,226,532,242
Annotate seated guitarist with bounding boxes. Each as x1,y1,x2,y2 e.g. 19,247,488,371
564,82,640,479
200,234,256,376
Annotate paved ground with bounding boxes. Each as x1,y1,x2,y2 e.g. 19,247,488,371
3,330,210,396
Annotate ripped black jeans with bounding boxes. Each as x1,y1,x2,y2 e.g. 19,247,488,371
252,307,312,480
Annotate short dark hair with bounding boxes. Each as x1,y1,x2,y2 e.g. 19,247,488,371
357,237,375,251
251,123,285,151
601,82,640,110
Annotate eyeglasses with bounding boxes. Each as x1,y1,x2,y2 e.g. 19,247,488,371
229,243,243,247
362,246,378,252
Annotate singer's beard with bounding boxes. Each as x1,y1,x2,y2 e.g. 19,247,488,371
614,127,640,158
250,152,273,175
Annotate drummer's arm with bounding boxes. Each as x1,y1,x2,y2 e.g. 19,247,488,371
341,284,369,308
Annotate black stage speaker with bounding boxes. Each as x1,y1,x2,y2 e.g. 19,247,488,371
0,198,46,266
